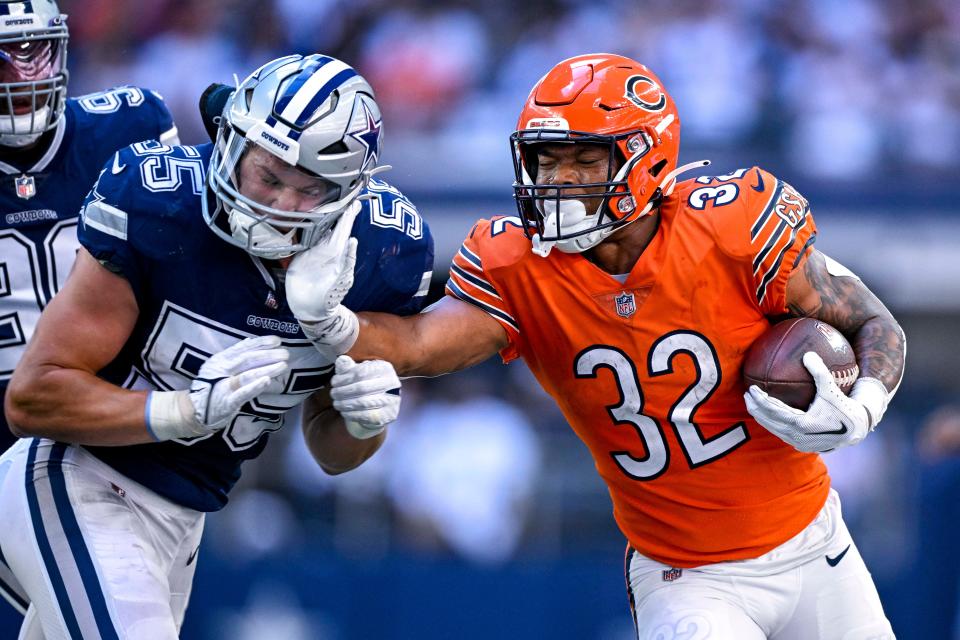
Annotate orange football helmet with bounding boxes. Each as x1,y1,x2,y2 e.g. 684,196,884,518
511,53,685,255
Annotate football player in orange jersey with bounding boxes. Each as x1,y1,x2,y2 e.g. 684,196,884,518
286,53,905,639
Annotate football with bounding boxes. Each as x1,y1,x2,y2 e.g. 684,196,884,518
742,318,859,410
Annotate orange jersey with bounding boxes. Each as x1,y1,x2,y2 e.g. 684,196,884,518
445,167,829,568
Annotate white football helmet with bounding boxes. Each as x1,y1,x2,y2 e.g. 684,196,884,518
204,53,384,259
0,0,68,148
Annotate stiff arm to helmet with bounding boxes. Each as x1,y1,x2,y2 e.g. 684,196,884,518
203,53,386,259
285,200,361,360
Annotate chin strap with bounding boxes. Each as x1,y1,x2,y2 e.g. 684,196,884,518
367,164,392,178
356,165,393,201
659,159,711,197
531,234,553,258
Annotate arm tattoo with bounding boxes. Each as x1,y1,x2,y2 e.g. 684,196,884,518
787,251,905,391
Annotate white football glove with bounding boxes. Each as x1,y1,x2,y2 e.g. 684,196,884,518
744,352,890,453
286,203,361,360
146,335,289,442
329,355,401,440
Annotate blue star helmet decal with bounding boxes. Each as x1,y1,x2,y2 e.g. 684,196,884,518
347,98,382,172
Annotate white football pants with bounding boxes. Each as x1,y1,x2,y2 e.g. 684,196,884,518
0,438,204,640
626,490,894,640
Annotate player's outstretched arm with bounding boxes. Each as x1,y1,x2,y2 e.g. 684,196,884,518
284,211,506,375
4,249,149,444
785,249,906,395
351,296,509,377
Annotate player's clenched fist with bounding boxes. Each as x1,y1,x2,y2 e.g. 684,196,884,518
146,335,290,441
330,355,401,440
286,203,361,361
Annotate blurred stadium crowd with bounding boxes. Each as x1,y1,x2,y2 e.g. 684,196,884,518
66,0,960,179
13,0,955,638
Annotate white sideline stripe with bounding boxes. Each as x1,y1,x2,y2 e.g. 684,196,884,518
83,218,124,241
446,281,519,333
450,263,501,300
0,564,27,615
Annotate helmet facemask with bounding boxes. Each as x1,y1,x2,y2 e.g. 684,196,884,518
511,128,655,257
510,54,687,258
0,8,68,148
205,121,357,260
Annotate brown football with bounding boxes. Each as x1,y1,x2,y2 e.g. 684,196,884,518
742,318,859,410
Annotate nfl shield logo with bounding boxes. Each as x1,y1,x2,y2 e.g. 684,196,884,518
662,568,683,582
264,291,279,309
615,291,636,318
15,175,35,200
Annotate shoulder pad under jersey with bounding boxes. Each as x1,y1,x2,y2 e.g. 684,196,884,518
80,142,210,264
68,86,176,145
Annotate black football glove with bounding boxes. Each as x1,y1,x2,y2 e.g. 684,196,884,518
198,82,234,142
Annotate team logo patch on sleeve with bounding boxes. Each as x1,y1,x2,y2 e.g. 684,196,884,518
615,291,637,318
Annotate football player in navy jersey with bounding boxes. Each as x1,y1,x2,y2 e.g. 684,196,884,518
1,53,433,638
0,0,178,620
0,0,179,441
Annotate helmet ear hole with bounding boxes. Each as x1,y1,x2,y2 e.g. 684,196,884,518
318,141,349,154
650,159,668,177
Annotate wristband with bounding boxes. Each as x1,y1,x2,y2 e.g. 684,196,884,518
849,377,890,430
145,390,205,442
299,305,359,360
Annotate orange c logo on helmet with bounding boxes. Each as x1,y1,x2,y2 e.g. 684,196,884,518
624,74,666,112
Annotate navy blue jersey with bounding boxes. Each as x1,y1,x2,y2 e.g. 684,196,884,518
0,86,176,440
79,142,434,512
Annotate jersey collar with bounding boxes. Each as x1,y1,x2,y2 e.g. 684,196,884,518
0,115,67,175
